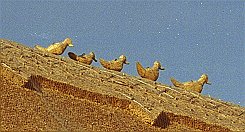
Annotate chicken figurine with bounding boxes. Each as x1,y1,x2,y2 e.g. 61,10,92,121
170,74,211,93
136,61,165,81
99,55,129,72
35,38,73,55
68,52,97,65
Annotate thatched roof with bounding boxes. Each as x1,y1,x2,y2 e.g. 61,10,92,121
0,39,244,131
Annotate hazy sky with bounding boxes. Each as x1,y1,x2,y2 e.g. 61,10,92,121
1,1,244,106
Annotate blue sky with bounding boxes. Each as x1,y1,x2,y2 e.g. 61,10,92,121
1,1,244,106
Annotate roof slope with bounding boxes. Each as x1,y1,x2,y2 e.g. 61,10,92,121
0,39,244,131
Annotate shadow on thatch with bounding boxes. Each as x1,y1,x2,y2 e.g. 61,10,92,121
22,75,43,93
